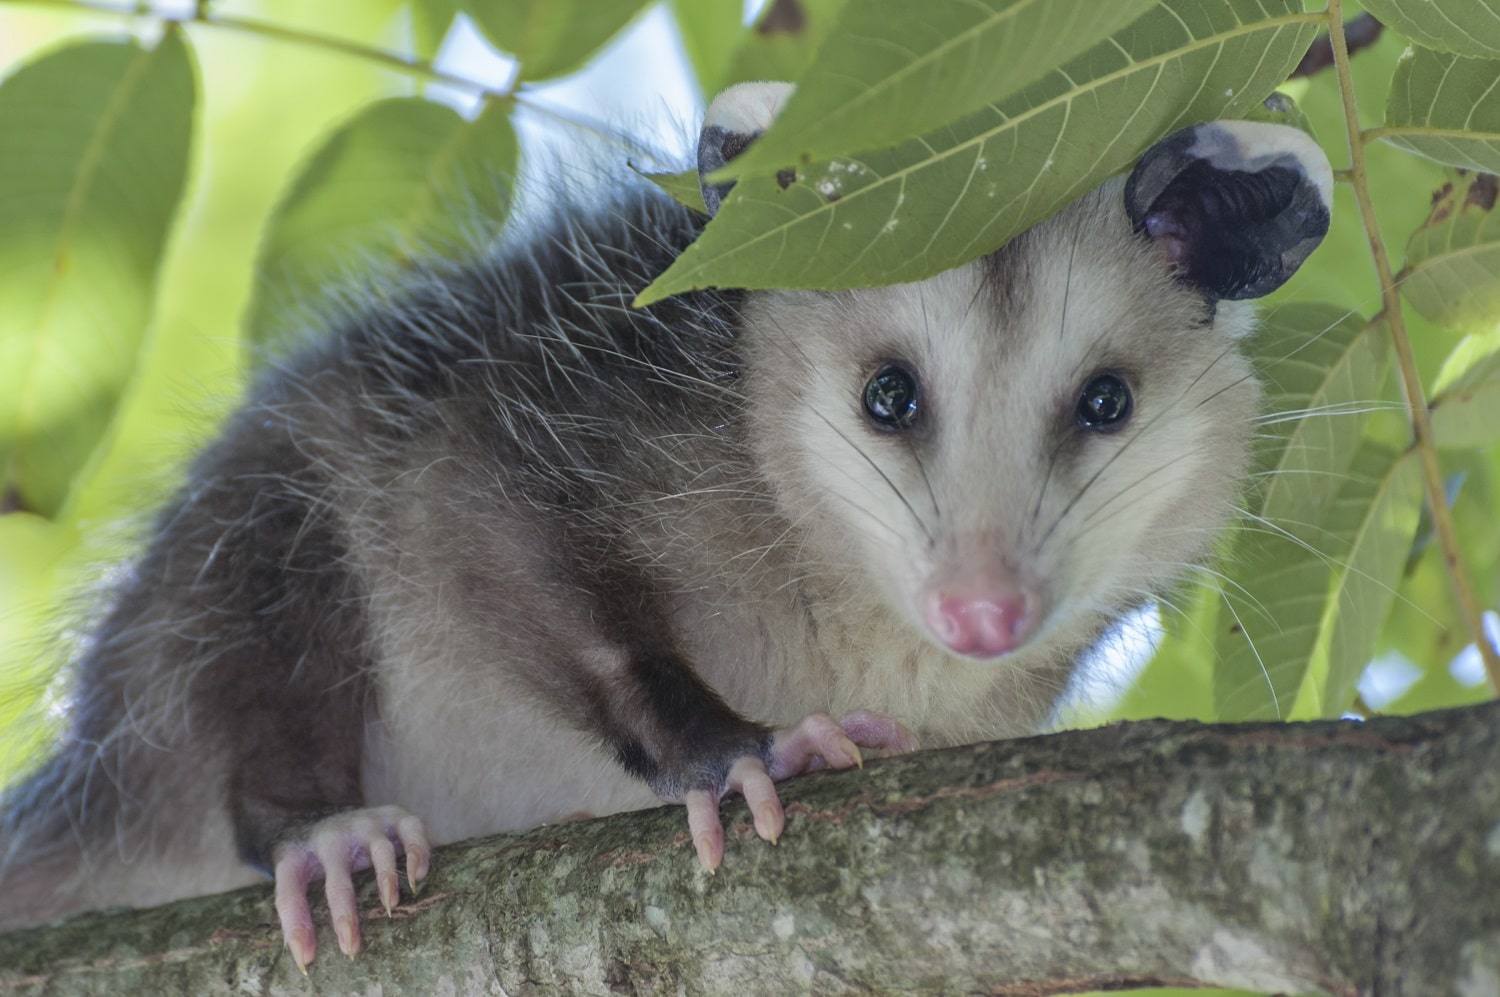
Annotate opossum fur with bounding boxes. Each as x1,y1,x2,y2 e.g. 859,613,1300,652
0,86,1331,954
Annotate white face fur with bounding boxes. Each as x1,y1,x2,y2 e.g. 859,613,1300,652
739,179,1261,669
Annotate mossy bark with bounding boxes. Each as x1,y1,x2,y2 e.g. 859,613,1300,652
2,702,1497,995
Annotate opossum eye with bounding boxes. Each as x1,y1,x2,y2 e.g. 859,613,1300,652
1076,373,1132,431
863,363,921,431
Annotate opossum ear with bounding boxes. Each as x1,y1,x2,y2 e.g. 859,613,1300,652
1125,121,1333,300
698,82,797,217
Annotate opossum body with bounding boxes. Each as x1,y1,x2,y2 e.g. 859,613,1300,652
0,85,1330,966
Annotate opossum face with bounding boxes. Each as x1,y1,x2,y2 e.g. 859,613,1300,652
705,89,1331,663
742,184,1261,662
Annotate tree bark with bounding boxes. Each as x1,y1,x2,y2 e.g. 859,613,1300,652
2,702,1497,996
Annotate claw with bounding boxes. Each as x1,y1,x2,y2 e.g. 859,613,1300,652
674,710,915,870
685,789,724,871
269,805,430,968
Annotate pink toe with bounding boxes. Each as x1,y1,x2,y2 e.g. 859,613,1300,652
685,789,724,871
838,710,920,753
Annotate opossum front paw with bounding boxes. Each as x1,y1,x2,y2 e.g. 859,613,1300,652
683,710,918,871
271,804,430,972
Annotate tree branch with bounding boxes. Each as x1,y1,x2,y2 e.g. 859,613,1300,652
2,702,1497,995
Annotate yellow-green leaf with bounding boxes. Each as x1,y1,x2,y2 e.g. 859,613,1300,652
726,0,1156,176
720,0,850,88
638,0,1321,304
1199,303,1431,722
247,97,517,357
1215,444,1422,721
669,0,743,97
1248,306,1389,544
465,0,654,82
1381,45,1500,173
0,32,196,518
412,0,462,59
638,167,707,214
1361,0,1500,59
1431,330,1500,448
1113,591,1218,723
1400,171,1500,330
0,510,79,781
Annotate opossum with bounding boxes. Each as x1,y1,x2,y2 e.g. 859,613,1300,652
0,83,1330,968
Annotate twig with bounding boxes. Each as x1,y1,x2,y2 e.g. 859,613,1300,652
2,0,504,96
1325,0,1500,691
0,0,659,150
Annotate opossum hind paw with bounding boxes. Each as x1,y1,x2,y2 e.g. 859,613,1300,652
685,711,919,871
271,804,429,971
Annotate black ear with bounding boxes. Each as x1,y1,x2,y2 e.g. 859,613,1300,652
1125,121,1333,300
697,82,796,216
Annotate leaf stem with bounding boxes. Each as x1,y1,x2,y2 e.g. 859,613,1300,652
0,0,656,150
1,0,502,97
1326,0,1500,692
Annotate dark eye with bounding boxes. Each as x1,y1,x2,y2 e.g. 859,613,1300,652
863,363,921,431
1076,373,1133,431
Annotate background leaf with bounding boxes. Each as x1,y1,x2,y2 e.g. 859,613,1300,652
1112,591,1218,723
247,96,517,357
1399,171,1500,331
0,32,195,518
638,166,707,214
1380,46,1500,173
1207,307,1399,721
639,0,1322,304
466,0,654,81
720,0,850,87
1431,330,1500,447
1288,444,1425,718
1360,0,1500,60
668,0,743,97
1215,443,1423,721
0,0,412,788
411,0,462,59
725,0,1156,175
1250,306,1390,544
0,510,79,779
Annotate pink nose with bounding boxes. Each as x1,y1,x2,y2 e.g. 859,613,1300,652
921,577,1037,659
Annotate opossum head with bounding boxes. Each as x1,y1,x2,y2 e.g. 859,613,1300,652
701,85,1332,664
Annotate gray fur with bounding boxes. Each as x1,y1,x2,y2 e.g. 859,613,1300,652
0,146,1279,930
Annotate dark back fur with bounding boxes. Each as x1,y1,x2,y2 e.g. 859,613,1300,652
0,188,745,926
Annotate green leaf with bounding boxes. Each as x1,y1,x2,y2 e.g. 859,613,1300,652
1379,446,1500,680
1360,0,1500,60
1244,89,1314,132
1204,305,1393,721
1113,589,1218,723
669,0,743,97
1384,656,1495,714
465,0,654,81
725,0,1156,176
412,0,462,59
1290,446,1425,719
1215,443,1423,721
1400,170,1500,330
638,0,1322,305
721,0,850,88
0,510,79,784
1248,305,1389,544
637,167,707,214
1381,46,1500,173
247,97,517,357
1431,330,1500,448
0,32,196,518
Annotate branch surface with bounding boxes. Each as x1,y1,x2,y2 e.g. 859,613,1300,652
2,703,1497,995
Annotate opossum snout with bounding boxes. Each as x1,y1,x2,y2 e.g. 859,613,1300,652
918,562,1039,660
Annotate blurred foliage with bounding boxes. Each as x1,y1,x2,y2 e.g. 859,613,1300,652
0,2,1497,992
